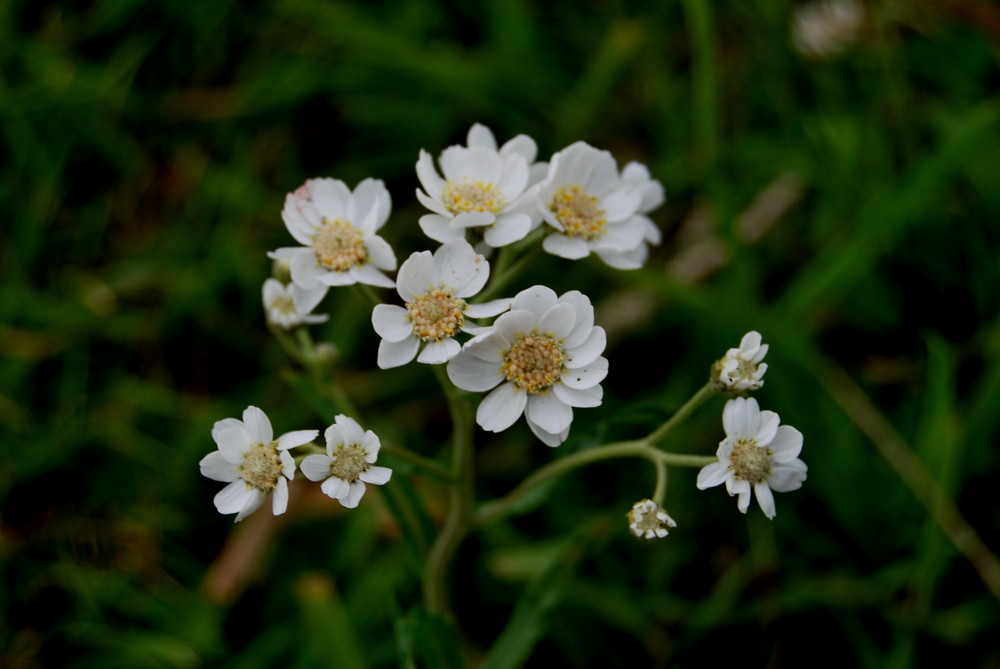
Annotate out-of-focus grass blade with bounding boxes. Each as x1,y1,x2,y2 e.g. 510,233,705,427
394,607,464,669
295,572,369,669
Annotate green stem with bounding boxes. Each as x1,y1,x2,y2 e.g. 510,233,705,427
355,282,384,308
652,458,668,505
424,366,475,616
647,382,716,447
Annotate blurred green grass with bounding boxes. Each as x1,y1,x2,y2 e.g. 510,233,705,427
2,0,1000,666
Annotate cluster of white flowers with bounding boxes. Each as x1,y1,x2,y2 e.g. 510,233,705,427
201,125,808,533
200,407,392,522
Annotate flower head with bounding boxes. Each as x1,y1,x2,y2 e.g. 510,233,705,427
446,285,607,446
536,142,650,270
300,415,392,509
263,278,328,330
627,499,677,540
712,331,769,393
199,406,318,522
270,177,397,292
696,397,807,519
371,239,511,368
416,124,541,250
792,0,864,60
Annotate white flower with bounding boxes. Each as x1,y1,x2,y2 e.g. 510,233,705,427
621,161,665,246
263,278,329,330
270,177,397,292
416,123,540,249
371,239,511,368
696,397,807,519
299,415,392,509
536,141,648,270
446,285,607,446
712,331,769,393
791,0,864,60
199,406,318,522
627,499,677,540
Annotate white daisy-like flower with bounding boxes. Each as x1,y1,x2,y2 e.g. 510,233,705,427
696,397,807,519
712,331,769,393
627,499,677,540
446,285,607,446
791,0,864,60
263,278,329,330
416,123,540,249
270,177,397,291
536,141,647,270
371,239,511,368
199,406,319,522
621,161,665,246
299,415,392,509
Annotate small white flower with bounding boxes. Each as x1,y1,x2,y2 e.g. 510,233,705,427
621,161,665,246
627,499,677,540
416,123,540,249
791,0,864,60
300,415,392,509
270,177,397,292
696,397,807,519
446,285,607,446
199,406,318,522
536,141,648,270
712,331,769,393
263,278,329,330
371,239,511,368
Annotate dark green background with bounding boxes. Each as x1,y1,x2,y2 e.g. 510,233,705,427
3,0,999,666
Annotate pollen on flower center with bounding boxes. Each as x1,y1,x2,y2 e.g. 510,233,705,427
440,179,507,215
314,217,367,271
271,295,296,315
550,185,606,241
729,439,772,484
502,334,566,394
329,444,369,483
408,289,467,342
736,357,758,380
240,443,283,491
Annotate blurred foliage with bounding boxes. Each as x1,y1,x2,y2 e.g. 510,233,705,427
2,0,1000,667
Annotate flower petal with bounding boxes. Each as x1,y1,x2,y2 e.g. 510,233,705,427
552,382,603,408
565,326,606,369
510,286,558,320
372,304,414,343
754,482,776,519
360,465,392,485
199,451,241,482
350,263,395,288
526,392,573,435
310,178,350,219
342,481,367,508
214,425,253,463
447,346,504,392
419,213,463,244
476,382,527,432
417,338,461,364
242,406,273,444
484,212,531,247
464,298,511,318
214,480,253,515
277,429,319,450
416,151,445,200
561,356,608,389
543,233,590,260
322,476,350,500
300,454,334,481
271,477,289,515
536,302,576,339
377,336,421,369
696,462,729,489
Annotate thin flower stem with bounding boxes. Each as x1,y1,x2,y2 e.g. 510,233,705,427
424,365,475,616
294,327,316,363
270,327,307,365
647,382,716,447
652,459,668,505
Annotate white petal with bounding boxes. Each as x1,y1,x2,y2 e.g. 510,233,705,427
754,483,776,519
494,309,537,342
341,481,367,508
199,451,240,482
350,263,395,288
736,490,752,514
336,415,365,445
596,245,646,270
500,134,537,164
467,123,498,151
271,477,289,515
536,302,576,339
525,415,568,446
559,291,595,349
347,178,387,228
600,188,642,223
464,298,511,318
484,213,531,247
362,430,381,460
277,429,319,450
310,178,350,219
447,347,504,392
214,425,253,463
417,338,461,364
754,411,780,446
317,268,356,287
592,217,645,251
476,382,527,432
397,250,436,301
262,278,283,306
496,154,529,201
242,406,273,444
420,213,463,244
372,304,413,343
526,392,573,434
416,187,453,217
769,425,804,461
377,336,420,369
366,235,397,271
510,286,558,320
452,211,496,229
543,233,591,260
696,462,730,489
214,480,254,515
290,283,327,314
722,397,753,439
300,454,334,481
322,476,350,500
565,326,606,369
552,383,603,408
561,356,608,389
289,251,326,290
360,465,392,485
416,150,445,200
768,460,807,492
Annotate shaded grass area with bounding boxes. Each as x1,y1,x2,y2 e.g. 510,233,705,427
2,0,1000,666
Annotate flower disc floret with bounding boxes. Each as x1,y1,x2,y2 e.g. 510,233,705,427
314,217,367,271
696,397,807,519
549,185,607,241
408,290,467,342
300,415,392,509
503,334,566,393
240,443,283,491
627,499,677,540
712,330,769,393
441,180,507,215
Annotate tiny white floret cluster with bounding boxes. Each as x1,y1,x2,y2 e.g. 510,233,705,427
447,285,607,446
627,499,677,540
300,415,393,509
712,330,769,393
696,397,807,519
199,406,318,522
263,278,328,330
371,239,510,368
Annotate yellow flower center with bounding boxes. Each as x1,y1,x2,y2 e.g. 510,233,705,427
314,217,367,271
549,185,606,241
271,295,297,316
408,289,467,342
729,439,772,484
329,444,369,483
502,333,566,394
440,180,507,215
240,443,283,492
